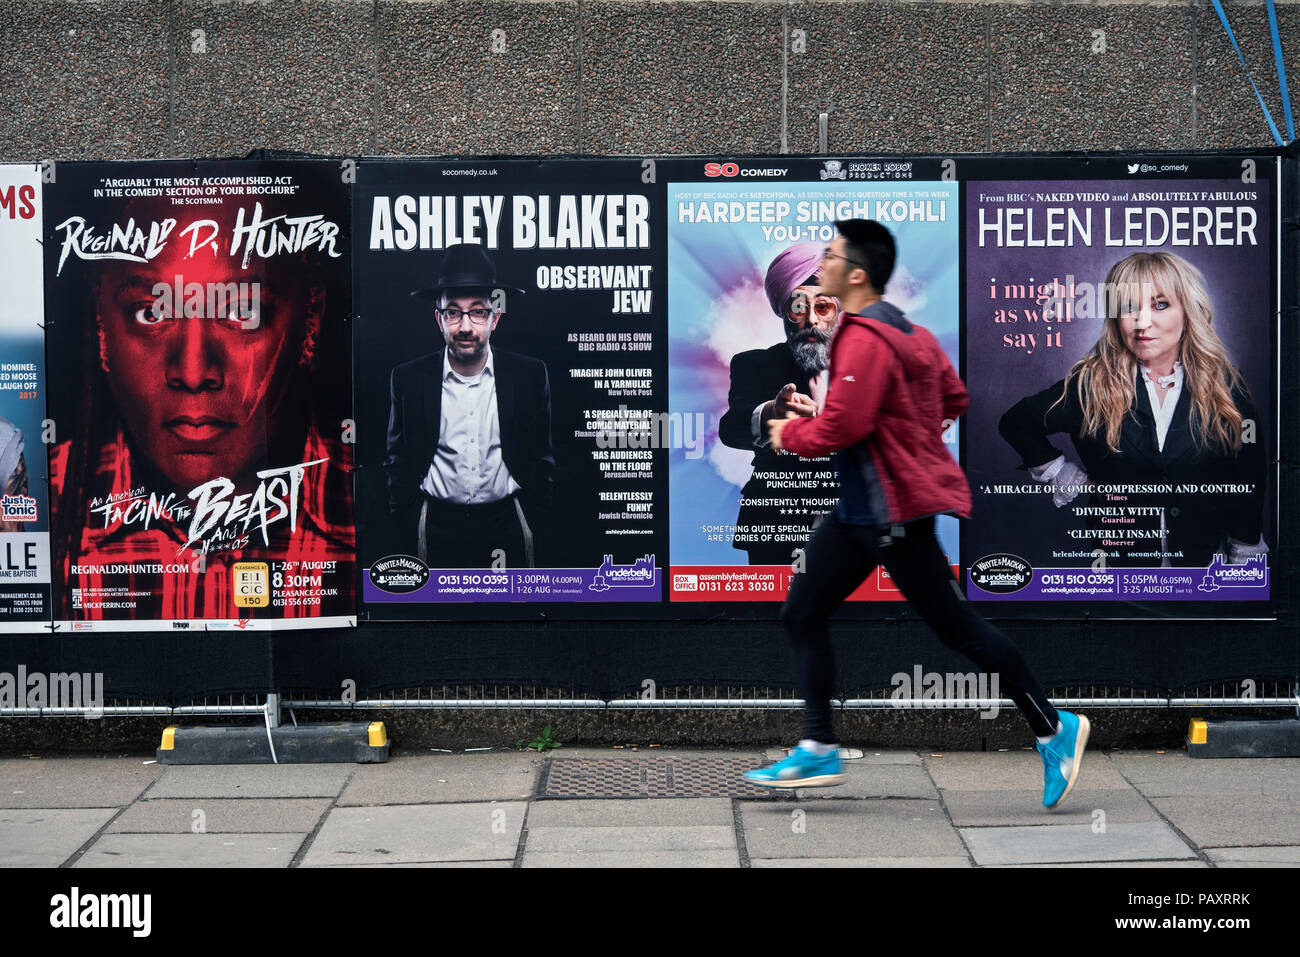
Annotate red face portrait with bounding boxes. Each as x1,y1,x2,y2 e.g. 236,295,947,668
93,210,321,491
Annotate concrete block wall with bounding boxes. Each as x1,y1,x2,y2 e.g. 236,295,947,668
1,0,1295,162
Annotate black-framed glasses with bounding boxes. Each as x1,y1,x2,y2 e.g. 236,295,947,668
439,306,494,325
822,248,865,269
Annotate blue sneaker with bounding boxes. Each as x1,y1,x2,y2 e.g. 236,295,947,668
1038,711,1090,808
743,746,846,789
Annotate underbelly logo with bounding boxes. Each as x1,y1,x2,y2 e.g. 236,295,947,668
968,554,1032,593
1198,553,1268,593
589,554,656,592
370,555,430,594
50,887,151,937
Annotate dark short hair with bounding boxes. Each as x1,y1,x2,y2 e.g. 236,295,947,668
834,219,895,293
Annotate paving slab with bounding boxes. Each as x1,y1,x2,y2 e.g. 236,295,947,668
752,856,970,868
526,798,733,828
796,763,938,801
940,788,1159,828
107,799,330,834
314,861,513,868
1149,796,1300,848
0,757,163,808
524,825,734,854
740,799,962,860
300,803,525,866
74,833,304,868
959,821,1196,866
338,754,540,806
0,808,118,867
996,861,1208,868
147,765,353,800
1206,846,1300,867
924,751,1130,791
855,752,924,766
523,850,738,868
1109,753,1299,799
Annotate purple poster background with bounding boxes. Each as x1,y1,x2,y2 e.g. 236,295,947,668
964,178,1273,602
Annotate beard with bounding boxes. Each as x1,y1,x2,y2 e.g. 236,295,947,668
786,325,832,376
449,335,488,361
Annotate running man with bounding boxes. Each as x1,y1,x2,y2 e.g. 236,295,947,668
743,219,1089,808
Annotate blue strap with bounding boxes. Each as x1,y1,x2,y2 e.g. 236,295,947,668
1210,0,1283,145
1265,0,1295,142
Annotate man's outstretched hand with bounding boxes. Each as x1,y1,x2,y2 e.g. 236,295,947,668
767,410,799,452
774,382,817,418
761,383,816,448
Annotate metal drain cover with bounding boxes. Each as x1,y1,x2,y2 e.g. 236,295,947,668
538,758,785,799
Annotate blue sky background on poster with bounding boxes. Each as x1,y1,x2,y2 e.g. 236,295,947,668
667,181,960,565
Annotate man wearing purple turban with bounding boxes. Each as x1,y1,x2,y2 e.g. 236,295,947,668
718,242,840,565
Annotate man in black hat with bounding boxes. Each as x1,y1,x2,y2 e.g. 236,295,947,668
383,243,554,569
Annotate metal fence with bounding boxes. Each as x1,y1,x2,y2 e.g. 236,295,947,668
2,681,1295,719
285,680,1297,712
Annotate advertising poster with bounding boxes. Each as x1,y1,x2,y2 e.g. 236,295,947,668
45,159,356,631
964,166,1275,606
666,160,960,603
355,159,667,614
0,165,51,631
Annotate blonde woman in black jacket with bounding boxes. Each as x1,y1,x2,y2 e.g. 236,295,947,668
999,251,1266,569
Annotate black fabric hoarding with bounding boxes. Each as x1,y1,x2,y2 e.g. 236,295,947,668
0,149,1293,707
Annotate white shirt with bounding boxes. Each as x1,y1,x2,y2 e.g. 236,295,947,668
420,348,520,504
1140,361,1183,567
1140,360,1183,453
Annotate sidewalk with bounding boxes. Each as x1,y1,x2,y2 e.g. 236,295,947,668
2,747,1297,867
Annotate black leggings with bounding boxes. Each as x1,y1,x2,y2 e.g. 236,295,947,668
781,513,1060,742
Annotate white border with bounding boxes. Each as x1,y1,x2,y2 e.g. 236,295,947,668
54,616,356,633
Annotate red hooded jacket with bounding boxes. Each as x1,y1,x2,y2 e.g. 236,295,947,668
781,301,971,527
